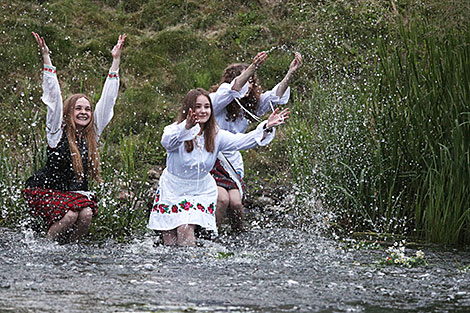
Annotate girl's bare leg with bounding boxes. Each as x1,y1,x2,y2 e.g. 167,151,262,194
162,229,178,246
176,224,196,247
70,208,93,242
228,189,244,232
215,187,230,229
46,210,79,240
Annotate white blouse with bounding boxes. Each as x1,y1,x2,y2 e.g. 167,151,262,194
42,64,119,148
208,77,290,176
161,120,275,180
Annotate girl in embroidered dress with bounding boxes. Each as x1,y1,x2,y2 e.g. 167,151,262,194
147,88,289,246
209,51,302,232
22,32,126,242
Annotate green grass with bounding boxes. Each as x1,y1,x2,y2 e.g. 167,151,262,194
1,0,469,244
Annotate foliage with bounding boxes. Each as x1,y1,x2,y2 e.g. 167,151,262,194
372,19,470,243
0,0,469,244
286,4,469,244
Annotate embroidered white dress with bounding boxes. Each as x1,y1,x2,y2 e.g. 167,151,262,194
209,78,290,177
147,120,275,234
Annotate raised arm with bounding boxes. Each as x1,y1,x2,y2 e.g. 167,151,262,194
231,51,267,91
161,121,201,152
94,34,126,138
32,32,63,148
218,107,290,152
275,52,302,97
32,32,52,66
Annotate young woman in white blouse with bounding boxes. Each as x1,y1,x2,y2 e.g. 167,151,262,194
147,88,289,246
209,51,302,232
22,32,126,242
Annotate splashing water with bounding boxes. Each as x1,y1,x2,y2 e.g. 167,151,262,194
1,226,469,312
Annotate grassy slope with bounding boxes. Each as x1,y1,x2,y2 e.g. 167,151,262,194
1,0,468,241
1,0,396,182
1,0,305,172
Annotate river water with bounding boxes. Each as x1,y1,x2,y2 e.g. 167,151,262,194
1,226,469,312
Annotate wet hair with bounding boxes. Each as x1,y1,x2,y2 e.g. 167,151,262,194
209,63,262,122
63,94,101,182
177,88,217,153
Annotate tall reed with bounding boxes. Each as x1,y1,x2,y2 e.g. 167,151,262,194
288,17,469,244
373,19,470,243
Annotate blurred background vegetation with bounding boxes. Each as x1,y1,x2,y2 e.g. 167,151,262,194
0,0,468,244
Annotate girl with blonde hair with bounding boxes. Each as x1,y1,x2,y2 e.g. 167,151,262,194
23,32,126,242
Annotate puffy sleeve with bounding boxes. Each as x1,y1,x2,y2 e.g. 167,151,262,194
94,70,120,138
161,121,201,152
209,77,250,116
256,84,290,116
42,64,63,148
218,121,275,152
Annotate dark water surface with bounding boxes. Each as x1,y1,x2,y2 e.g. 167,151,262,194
1,227,469,312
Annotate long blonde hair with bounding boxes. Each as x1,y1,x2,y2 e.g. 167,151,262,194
63,94,101,182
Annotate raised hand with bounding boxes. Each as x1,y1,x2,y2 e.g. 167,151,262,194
109,34,126,72
32,32,52,66
275,52,302,97
32,32,50,55
252,51,267,70
232,51,267,91
266,108,290,128
185,108,200,130
289,52,303,73
111,34,126,59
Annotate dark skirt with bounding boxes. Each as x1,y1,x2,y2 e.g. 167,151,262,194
22,187,98,227
210,159,246,194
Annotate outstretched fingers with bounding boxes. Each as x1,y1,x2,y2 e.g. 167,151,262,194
185,107,199,129
253,51,267,68
32,32,40,44
32,32,49,54
278,108,290,124
117,34,127,49
112,34,126,58
274,108,290,125
267,107,290,128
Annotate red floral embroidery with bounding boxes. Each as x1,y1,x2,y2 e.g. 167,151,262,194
153,200,214,215
154,192,160,203
152,204,158,212
208,203,214,215
108,73,119,79
179,200,193,211
158,204,168,214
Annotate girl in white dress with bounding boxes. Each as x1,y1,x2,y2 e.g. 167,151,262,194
147,88,289,246
209,51,302,231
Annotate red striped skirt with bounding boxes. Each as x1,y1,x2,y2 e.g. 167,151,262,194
22,188,98,227
210,159,246,194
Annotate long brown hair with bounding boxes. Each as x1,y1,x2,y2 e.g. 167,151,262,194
63,94,101,182
177,88,217,153
209,63,262,122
